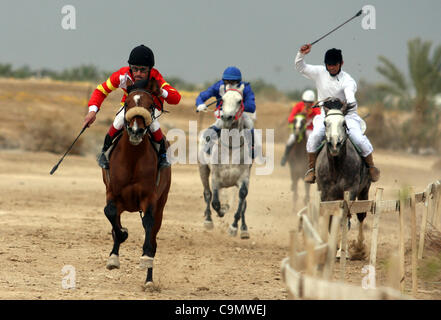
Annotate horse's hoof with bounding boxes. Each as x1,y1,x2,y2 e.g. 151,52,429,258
335,248,350,260
240,230,250,239
139,256,154,270
349,240,368,260
106,254,120,270
204,220,214,230
143,281,156,292
228,225,238,237
221,203,230,213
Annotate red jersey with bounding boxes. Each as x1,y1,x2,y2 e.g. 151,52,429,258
288,101,321,130
88,66,181,110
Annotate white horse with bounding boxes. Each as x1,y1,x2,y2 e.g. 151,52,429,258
198,83,253,239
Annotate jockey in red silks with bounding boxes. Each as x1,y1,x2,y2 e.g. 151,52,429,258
83,45,181,169
280,89,320,166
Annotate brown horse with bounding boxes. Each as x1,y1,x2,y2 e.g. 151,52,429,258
102,78,171,289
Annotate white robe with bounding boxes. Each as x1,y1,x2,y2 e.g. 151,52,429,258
295,51,373,157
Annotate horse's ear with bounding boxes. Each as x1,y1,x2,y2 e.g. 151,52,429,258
220,84,226,96
147,77,161,96
238,83,245,94
127,78,134,87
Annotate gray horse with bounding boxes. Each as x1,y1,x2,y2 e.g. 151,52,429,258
198,84,253,239
316,98,371,259
284,113,311,209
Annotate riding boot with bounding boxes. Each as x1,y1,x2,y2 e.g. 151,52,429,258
98,134,113,169
280,143,294,166
304,152,317,184
157,137,171,169
363,153,380,182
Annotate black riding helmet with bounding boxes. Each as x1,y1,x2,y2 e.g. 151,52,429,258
128,45,155,67
324,48,343,65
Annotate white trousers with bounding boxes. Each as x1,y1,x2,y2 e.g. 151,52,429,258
113,106,161,132
306,113,373,157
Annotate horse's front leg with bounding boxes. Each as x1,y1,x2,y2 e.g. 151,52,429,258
349,187,369,260
104,199,128,270
199,164,214,229
304,181,311,206
140,204,156,287
211,176,222,217
228,181,249,239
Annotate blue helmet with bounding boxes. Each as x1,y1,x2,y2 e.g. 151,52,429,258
222,66,242,81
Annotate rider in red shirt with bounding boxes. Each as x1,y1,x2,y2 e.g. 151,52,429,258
83,45,181,169
281,89,320,166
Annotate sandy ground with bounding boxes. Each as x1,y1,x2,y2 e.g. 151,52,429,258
0,147,440,300
0,79,440,300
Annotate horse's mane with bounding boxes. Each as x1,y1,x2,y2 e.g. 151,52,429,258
323,98,344,110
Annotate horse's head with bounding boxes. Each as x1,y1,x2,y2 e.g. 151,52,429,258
219,83,245,128
292,112,307,138
323,98,348,157
124,78,161,145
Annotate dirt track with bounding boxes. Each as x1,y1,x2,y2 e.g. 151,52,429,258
0,147,440,300
0,79,440,300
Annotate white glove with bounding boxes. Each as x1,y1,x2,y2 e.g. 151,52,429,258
197,104,207,112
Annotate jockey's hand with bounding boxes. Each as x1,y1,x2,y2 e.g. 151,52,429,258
83,111,97,128
300,44,311,55
197,104,207,112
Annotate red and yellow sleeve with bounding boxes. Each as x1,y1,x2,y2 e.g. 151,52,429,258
288,103,302,123
88,70,121,109
151,69,181,105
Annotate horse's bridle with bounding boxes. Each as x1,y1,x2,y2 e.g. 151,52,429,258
292,114,306,143
215,88,244,121
324,110,348,147
123,89,163,133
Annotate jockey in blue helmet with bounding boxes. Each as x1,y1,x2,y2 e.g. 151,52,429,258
195,66,257,156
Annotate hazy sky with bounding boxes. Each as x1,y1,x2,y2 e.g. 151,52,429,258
1,0,440,91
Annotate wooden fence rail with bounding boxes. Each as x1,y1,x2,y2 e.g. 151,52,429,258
281,180,441,300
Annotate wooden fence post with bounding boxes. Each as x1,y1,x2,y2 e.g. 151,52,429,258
399,189,406,293
409,187,418,297
369,188,384,269
340,191,350,281
323,213,342,280
288,229,298,300
434,182,441,230
418,184,432,259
